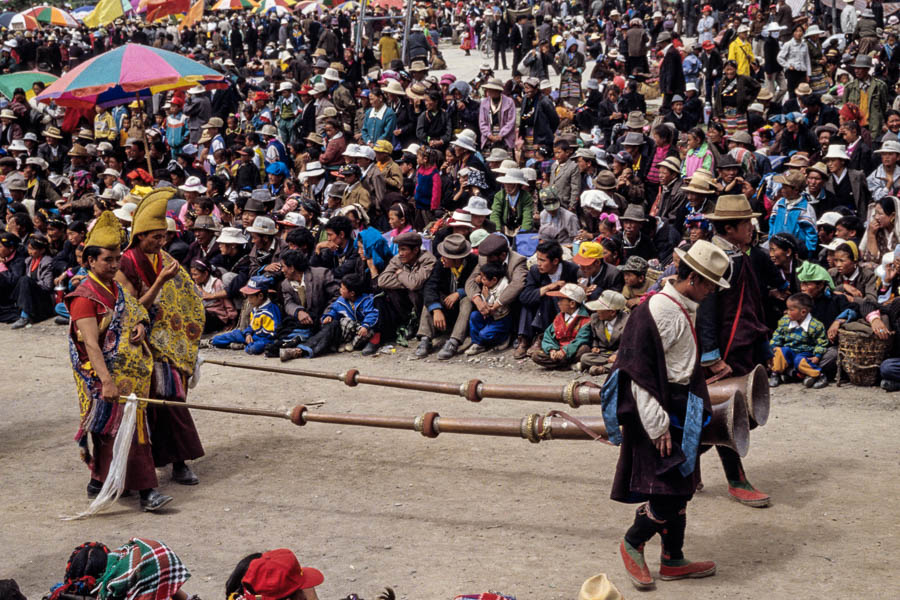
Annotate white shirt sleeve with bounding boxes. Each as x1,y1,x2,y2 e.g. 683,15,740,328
631,381,670,440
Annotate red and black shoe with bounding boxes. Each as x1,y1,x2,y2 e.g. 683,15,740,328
727,476,771,508
659,554,717,581
620,539,654,589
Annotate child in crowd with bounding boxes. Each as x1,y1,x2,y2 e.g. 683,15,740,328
281,273,379,360
211,275,281,354
834,215,863,246
620,256,657,308
829,240,878,305
532,282,592,369
53,244,87,325
413,147,442,230
466,261,512,355
578,289,629,375
769,292,829,389
191,258,237,333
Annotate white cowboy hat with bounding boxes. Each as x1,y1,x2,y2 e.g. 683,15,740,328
179,176,207,194
464,196,493,216
298,161,325,179
496,168,528,186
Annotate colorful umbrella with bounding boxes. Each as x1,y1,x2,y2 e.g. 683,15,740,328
35,44,227,109
18,6,80,28
0,12,16,28
337,0,359,11
0,71,58,100
253,0,290,14
211,0,257,9
72,6,96,21
370,0,400,8
9,14,40,31
297,1,323,15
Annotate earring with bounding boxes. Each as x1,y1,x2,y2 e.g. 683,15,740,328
690,281,695,286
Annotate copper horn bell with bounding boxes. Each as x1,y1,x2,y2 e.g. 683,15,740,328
707,364,770,427
701,390,751,457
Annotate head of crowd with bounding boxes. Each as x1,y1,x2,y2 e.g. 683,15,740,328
3,0,900,388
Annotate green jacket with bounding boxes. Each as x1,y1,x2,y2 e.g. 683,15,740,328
490,189,534,233
843,77,889,136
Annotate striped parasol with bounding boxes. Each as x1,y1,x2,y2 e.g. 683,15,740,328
253,0,291,14
35,43,227,109
8,14,41,31
18,6,80,28
210,0,258,10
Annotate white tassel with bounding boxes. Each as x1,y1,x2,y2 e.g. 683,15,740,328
188,355,204,389
62,394,138,521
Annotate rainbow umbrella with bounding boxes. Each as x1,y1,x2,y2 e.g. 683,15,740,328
253,0,290,14
211,0,257,9
18,6,79,28
9,14,41,31
35,44,227,109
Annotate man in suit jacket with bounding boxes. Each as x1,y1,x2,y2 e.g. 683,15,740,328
280,249,340,331
573,241,625,301
509,13,534,76
414,234,479,360
548,139,582,210
823,145,873,216
514,240,580,359
465,233,529,346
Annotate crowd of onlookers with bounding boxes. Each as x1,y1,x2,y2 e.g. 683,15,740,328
3,0,900,389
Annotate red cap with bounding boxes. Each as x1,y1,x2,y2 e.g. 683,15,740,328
253,91,271,102
701,40,715,51
242,549,323,600
298,84,313,96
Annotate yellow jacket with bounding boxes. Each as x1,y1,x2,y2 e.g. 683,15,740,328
727,38,755,77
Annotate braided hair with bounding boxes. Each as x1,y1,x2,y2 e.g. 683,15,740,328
47,542,110,600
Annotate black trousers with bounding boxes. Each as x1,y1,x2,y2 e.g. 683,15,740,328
511,47,523,76
14,277,53,321
625,495,690,560
785,69,807,98
375,288,422,339
493,43,508,70
302,320,345,357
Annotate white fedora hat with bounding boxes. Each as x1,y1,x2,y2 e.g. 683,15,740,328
496,168,528,186
824,144,851,161
217,227,249,245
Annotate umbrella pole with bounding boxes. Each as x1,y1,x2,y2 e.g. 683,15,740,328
138,92,154,176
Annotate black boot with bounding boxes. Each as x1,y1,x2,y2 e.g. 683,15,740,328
86,479,103,499
172,461,199,485
139,489,173,512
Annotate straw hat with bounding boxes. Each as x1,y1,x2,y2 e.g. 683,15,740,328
482,77,504,92
706,194,762,220
682,175,717,195
246,216,278,236
382,79,405,95
658,156,682,173
486,147,511,162
42,126,63,139
795,82,813,96
492,159,519,175
406,82,427,101
674,239,731,288
578,574,624,600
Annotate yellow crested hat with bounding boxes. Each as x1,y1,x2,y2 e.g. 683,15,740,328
84,211,125,250
129,187,175,247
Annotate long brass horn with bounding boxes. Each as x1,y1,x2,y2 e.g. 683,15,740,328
708,364,770,427
702,390,750,457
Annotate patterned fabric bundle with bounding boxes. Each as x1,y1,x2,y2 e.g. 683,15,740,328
150,361,186,401
69,284,153,444
96,539,190,600
145,253,205,378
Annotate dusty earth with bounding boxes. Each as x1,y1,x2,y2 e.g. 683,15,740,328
0,320,898,600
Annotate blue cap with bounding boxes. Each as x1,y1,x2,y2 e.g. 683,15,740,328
240,275,273,295
265,162,289,176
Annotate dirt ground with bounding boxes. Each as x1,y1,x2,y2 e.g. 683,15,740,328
1,322,898,600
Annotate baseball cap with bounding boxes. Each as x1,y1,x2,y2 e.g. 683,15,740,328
239,275,274,296
573,241,604,266
585,289,627,312
241,549,324,600
547,282,586,304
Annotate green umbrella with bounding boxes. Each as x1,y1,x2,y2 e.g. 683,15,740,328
0,71,59,100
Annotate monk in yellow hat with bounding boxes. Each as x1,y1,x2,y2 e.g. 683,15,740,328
115,188,206,486
66,211,172,512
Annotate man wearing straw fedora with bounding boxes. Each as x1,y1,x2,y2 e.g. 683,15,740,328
601,240,726,589
696,194,772,508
